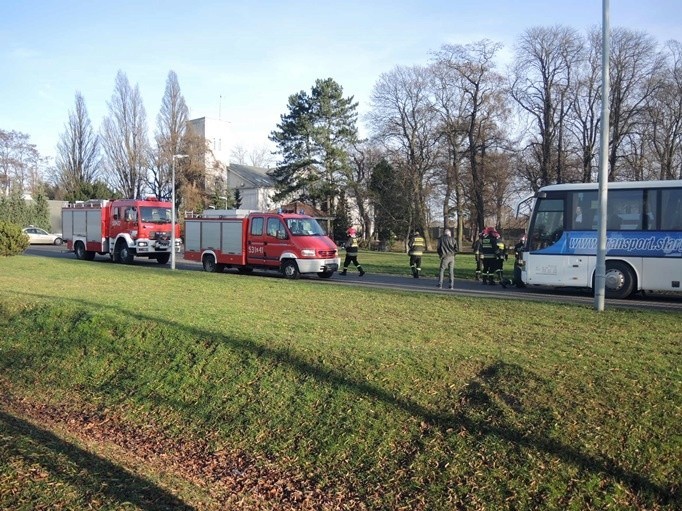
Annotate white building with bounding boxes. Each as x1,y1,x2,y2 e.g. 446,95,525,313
226,163,280,211
187,116,231,185
187,116,280,211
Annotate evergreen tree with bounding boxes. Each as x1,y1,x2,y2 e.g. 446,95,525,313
0,189,32,227
269,78,359,215
31,192,51,231
63,180,117,202
332,189,352,242
370,159,409,242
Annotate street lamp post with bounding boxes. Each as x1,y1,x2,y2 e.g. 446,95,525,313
171,154,188,270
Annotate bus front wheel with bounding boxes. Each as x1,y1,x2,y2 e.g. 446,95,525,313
604,261,636,299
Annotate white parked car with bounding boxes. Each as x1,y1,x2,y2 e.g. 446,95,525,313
22,226,63,245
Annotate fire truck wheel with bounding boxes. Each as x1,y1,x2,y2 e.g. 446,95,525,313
282,260,300,279
156,254,170,264
202,254,218,272
75,242,86,260
118,242,134,264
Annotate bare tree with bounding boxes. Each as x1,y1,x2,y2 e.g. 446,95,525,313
432,40,508,234
231,144,276,168
607,28,664,180
151,71,189,200
430,55,468,244
0,129,42,196
347,141,383,239
55,92,101,199
510,25,584,188
568,28,602,183
100,70,151,198
643,40,682,180
368,65,439,248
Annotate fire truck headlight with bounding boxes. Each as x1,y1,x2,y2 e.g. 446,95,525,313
301,249,316,257
138,241,148,247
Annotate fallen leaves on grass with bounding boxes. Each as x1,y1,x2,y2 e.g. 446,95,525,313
1,390,366,511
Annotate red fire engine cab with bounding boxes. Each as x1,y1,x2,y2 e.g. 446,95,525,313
184,209,340,278
61,197,182,264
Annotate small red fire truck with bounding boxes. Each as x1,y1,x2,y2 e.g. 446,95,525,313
184,209,340,278
61,197,181,264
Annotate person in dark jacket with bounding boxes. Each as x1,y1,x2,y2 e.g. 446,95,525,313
479,227,501,285
340,227,365,276
408,230,426,278
437,228,458,289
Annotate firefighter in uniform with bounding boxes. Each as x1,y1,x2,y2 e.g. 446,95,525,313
472,233,482,281
408,230,426,278
340,227,365,276
495,238,509,287
479,227,500,285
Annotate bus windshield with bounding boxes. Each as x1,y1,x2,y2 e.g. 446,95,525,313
528,198,564,251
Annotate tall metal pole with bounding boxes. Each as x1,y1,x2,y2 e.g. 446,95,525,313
594,0,611,311
171,154,188,271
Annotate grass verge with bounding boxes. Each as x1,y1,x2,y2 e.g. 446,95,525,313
0,256,679,510
345,249,480,278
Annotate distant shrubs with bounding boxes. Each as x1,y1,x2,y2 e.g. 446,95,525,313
0,221,29,256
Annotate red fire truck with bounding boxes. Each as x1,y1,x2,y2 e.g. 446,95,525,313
184,209,340,278
61,197,181,264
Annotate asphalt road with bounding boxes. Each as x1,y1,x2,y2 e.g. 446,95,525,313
22,245,682,313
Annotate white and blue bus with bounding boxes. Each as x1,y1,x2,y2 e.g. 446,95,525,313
520,180,682,298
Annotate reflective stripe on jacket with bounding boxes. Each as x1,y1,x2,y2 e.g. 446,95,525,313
480,235,498,259
408,236,425,256
345,236,359,255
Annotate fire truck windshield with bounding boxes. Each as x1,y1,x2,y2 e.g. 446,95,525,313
286,218,326,236
140,207,172,224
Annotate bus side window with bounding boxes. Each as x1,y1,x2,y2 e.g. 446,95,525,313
607,213,621,230
661,189,682,230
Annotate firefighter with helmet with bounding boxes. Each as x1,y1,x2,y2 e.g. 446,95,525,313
479,227,501,285
495,237,510,287
340,227,365,276
408,229,426,278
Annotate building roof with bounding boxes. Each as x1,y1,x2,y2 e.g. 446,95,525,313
227,163,274,188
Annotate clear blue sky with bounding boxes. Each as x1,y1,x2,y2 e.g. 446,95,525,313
1,0,680,164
